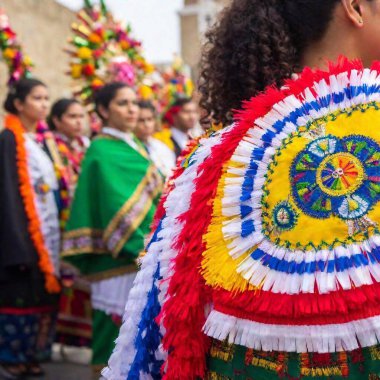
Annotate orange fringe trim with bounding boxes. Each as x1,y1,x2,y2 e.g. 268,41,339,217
4,114,60,293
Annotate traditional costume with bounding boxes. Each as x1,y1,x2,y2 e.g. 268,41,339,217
103,59,380,380
44,132,89,227
62,127,163,369
0,115,60,365
40,130,93,349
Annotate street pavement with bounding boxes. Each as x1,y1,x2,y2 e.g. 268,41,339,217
42,345,93,380
0,346,95,380
43,361,93,380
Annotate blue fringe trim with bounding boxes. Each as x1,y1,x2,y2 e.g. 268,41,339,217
128,222,164,379
249,245,378,275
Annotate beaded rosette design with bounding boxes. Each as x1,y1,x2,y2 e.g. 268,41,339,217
102,60,380,380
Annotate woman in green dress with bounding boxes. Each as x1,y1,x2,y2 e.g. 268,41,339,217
62,83,163,373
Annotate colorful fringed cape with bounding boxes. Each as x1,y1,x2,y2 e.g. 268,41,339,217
102,58,380,379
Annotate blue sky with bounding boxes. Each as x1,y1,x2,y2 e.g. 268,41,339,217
56,0,183,63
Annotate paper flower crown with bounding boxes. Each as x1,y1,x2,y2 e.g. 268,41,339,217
158,55,194,116
67,0,154,108
0,9,33,85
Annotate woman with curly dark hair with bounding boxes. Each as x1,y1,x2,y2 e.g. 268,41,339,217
199,0,380,126
103,1,380,379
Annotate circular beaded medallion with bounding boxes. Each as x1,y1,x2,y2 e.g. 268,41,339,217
259,106,380,249
291,135,380,221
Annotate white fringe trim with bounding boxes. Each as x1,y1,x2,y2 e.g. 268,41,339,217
101,249,160,380
203,310,380,353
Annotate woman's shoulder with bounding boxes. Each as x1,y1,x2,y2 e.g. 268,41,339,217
0,129,17,154
165,123,236,191
181,123,236,162
0,128,16,143
85,135,111,155
83,135,135,168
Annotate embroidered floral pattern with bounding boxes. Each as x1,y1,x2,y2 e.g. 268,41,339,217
206,339,380,379
62,229,104,255
291,135,380,224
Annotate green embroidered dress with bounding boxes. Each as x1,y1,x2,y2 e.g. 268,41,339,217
62,127,163,367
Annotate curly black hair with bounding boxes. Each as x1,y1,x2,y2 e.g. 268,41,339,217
198,0,341,126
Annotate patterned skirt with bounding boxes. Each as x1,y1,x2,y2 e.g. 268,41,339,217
206,339,380,380
0,311,56,364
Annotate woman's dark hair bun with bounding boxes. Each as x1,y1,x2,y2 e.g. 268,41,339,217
3,78,46,115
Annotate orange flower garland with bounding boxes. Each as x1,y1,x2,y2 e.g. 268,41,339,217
4,114,60,293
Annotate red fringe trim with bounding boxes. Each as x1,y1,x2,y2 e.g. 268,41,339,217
159,133,241,379
4,114,60,294
216,302,380,326
159,58,375,379
214,280,380,324
233,57,365,124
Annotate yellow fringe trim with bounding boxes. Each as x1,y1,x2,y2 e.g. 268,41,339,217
201,160,255,292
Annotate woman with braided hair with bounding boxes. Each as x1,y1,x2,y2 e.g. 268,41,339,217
103,1,380,379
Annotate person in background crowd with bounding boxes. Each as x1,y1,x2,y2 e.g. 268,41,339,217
61,82,163,374
0,78,60,379
46,98,92,353
46,98,89,229
155,96,199,158
135,100,176,178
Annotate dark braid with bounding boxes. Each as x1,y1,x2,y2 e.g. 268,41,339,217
198,0,340,126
